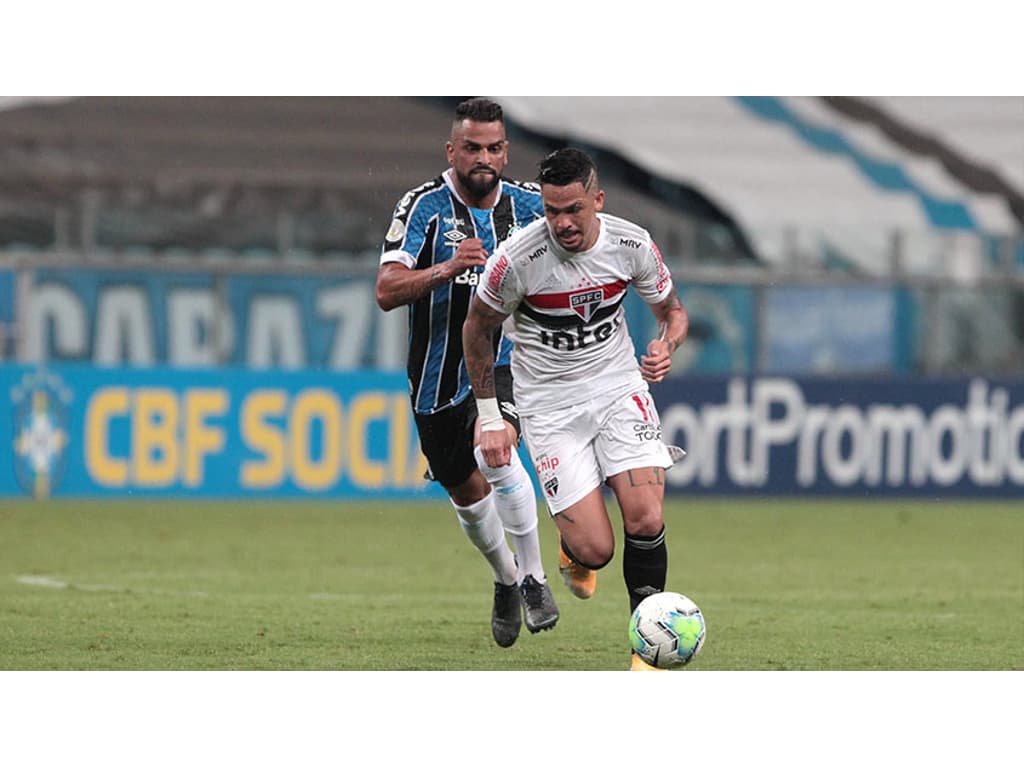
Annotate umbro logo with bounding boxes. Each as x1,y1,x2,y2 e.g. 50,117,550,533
443,229,468,246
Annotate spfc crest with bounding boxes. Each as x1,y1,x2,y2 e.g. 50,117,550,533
569,289,603,322
11,369,72,498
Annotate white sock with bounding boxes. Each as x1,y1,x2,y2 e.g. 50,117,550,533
474,446,545,584
452,492,517,585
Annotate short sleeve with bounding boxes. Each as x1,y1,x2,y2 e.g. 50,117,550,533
632,238,674,304
477,249,521,314
380,186,436,269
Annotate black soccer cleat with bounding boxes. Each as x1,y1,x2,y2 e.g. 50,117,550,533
519,575,559,633
491,581,523,648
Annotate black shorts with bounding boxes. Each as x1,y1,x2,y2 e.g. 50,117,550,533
414,366,520,489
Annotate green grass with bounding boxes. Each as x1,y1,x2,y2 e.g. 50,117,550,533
0,497,1021,670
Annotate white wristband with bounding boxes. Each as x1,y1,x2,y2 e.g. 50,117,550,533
476,397,505,432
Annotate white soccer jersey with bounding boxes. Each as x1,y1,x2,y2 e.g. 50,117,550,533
477,212,674,415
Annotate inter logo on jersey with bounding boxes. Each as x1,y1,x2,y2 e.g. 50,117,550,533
569,289,604,322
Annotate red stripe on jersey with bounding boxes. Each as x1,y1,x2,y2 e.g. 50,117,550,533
525,279,628,309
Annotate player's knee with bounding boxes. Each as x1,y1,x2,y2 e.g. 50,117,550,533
446,470,491,508
623,506,665,538
581,549,614,571
565,539,614,570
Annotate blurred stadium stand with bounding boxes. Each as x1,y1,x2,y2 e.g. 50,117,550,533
1,96,1022,374
0,97,444,258
0,96,755,266
495,96,1024,277
1,96,1020,277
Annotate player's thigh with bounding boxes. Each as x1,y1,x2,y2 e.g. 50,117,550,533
596,388,672,535
553,486,616,567
520,406,602,515
606,468,666,536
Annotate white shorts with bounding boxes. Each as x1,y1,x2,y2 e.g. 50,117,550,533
521,386,672,515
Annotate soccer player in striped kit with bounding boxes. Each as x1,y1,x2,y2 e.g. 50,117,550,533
376,98,558,648
463,147,689,670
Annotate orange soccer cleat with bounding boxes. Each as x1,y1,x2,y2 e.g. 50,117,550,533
558,536,597,599
630,652,667,671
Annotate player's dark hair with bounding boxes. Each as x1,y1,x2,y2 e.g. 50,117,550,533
537,147,597,188
454,97,503,124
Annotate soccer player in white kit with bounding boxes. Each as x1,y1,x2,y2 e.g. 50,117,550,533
462,147,689,670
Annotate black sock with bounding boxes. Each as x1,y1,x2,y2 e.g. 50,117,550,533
623,526,667,614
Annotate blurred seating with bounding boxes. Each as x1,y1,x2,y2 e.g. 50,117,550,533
1,96,1020,277
497,96,1024,276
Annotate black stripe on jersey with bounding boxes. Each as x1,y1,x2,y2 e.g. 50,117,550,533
407,216,440,398
434,196,474,407
518,294,627,329
492,194,515,244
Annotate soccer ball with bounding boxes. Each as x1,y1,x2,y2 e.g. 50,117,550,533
629,591,706,669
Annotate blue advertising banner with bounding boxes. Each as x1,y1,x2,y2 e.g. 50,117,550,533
0,269,13,360
7,364,1023,499
624,283,756,374
24,269,408,370
761,285,900,374
1,364,446,500
0,269,13,323
656,375,1024,497
18,267,760,376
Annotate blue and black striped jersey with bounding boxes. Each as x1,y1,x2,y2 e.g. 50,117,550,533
381,169,544,415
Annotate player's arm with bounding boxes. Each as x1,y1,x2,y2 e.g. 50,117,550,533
375,262,449,311
640,291,688,383
376,239,490,311
463,295,513,467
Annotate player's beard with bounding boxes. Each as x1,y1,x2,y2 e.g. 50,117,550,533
457,166,500,200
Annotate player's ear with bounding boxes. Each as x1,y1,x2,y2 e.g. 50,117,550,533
594,189,605,212
445,140,455,165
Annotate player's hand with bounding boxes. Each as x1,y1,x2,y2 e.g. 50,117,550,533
451,238,489,273
479,426,512,468
640,338,674,383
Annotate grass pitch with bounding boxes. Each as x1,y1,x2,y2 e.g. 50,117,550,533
1,497,1021,671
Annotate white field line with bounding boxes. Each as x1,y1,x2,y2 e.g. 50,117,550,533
15,575,397,602
16,576,455,604
15,574,209,598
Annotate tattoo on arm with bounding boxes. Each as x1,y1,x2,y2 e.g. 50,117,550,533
476,364,495,397
430,265,446,288
653,293,688,353
377,263,450,309
463,300,506,399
